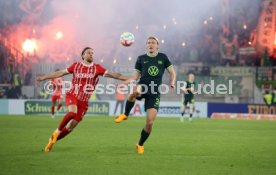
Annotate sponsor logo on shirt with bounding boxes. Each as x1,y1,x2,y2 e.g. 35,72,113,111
75,73,94,78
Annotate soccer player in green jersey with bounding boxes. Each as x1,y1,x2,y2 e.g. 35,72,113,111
115,36,176,154
180,73,196,122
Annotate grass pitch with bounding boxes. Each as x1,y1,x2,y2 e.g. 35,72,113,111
0,115,275,175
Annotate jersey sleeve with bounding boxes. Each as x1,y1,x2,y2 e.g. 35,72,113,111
134,57,142,72
183,81,188,89
96,64,107,76
164,55,173,69
66,62,77,73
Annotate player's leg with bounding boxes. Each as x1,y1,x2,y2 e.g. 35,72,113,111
189,99,195,122
57,118,78,141
115,85,141,123
56,104,78,141
57,97,62,112
180,104,186,121
57,103,87,140
136,96,159,154
51,96,57,118
44,95,77,152
180,100,188,122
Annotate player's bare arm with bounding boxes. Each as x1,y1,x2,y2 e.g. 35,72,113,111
104,71,130,81
117,71,141,87
36,69,69,83
181,87,196,94
167,66,176,89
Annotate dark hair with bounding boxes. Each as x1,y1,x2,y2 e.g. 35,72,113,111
81,47,92,60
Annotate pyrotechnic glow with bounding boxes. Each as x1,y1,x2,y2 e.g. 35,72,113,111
55,31,64,40
22,39,38,55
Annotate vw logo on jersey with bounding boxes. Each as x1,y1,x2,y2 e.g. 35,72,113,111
148,66,159,76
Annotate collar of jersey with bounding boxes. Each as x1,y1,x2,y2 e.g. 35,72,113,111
146,52,158,57
82,62,94,67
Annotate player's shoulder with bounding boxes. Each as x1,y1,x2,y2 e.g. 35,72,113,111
94,63,105,68
158,52,168,57
68,62,80,67
138,54,147,59
157,52,170,60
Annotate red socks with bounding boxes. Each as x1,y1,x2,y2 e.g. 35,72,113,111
58,112,76,131
51,106,55,115
57,128,70,140
57,104,62,111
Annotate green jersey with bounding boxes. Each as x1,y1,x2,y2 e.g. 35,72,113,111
134,52,173,93
183,81,195,99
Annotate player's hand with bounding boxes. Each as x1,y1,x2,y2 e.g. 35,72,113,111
183,89,188,93
170,82,175,89
36,76,45,85
117,82,127,89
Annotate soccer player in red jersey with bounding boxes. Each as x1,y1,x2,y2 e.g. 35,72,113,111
50,72,64,118
36,47,128,152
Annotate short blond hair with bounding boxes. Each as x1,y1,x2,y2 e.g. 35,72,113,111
147,36,159,45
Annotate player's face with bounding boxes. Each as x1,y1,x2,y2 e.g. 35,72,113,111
189,74,195,82
83,48,94,63
146,39,159,54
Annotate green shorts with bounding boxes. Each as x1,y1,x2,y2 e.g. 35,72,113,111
183,97,195,106
136,94,160,112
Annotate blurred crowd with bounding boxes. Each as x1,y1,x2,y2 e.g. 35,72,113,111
170,0,261,66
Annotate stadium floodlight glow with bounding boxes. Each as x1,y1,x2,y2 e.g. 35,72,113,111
113,59,117,64
22,38,38,55
128,57,132,61
55,31,63,40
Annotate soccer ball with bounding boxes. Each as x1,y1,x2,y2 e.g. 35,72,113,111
120,32,135,47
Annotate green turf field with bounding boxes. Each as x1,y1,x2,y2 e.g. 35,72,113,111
0,115,275,175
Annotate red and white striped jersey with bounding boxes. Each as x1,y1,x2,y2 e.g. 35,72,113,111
66,62,107,102
51,77,63,96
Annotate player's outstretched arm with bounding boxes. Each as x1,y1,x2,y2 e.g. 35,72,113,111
117,71,140,87
36,69,69,83
104,71,130,81
167,66,176,89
